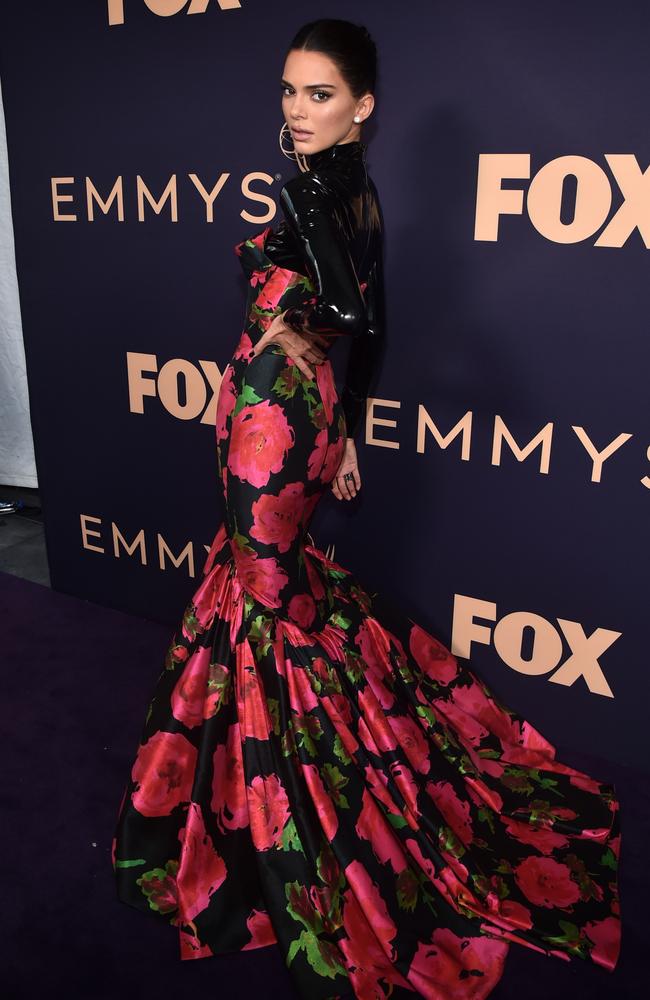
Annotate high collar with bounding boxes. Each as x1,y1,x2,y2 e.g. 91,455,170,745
307,139,366,170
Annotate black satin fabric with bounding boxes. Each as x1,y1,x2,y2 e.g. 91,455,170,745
264,140,386,438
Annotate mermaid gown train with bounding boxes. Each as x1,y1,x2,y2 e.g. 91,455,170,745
112,225,622,1000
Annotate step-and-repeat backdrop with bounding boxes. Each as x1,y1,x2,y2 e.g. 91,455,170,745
1,1,647,770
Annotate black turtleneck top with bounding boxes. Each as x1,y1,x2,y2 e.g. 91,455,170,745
263,138,386,438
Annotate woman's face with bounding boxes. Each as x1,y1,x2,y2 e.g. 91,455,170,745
281,48,373,153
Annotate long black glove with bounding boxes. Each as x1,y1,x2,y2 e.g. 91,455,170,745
279,174,369,338
340,238,386,438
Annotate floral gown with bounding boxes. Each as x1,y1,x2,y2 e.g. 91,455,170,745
112,225,622,1000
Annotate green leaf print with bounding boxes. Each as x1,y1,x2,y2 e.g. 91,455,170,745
438,825,466,859
273,366,300,400
294,714,324,757
501,767,535,795
181,608,202,643
249,615,274,658
396,868,419,911
600,847,617,870
416,705,437,729
233,381,262,417
286,881,323,935
280,816,305,854
267,697,281,736
287,929,345,979
164,639,188,671
477,807,495,834
281,727,297,757
544,920,588,958
333,734,351,765
206,661,231,713
303,933,346,979
136,860,179,915
321,764,350,809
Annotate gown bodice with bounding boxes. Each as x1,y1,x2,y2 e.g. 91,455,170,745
235,138,386,438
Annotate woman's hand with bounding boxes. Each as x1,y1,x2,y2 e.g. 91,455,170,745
332,437,361,500
251,309,330,380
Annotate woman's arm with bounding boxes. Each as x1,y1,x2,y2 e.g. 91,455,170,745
279,174,369,338
340,237,386,438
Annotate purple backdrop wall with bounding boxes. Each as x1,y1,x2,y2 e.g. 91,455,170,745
1,0,647,770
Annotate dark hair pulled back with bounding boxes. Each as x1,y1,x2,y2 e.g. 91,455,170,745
287,19,377,99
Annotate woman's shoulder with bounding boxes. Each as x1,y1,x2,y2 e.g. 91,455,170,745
280,169,335,205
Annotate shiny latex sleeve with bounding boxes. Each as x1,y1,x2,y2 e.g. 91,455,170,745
279,175,369,338
340,239,386,438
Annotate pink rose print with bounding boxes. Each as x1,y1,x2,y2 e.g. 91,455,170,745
426,779,474,847
569,771,604,795
339,879,410,997
131,730,197,817
355,618,395,709
513,856,581,908
582,915,622,971
179,933,213,960
316,360,337,423
236,643,272,741
388,760,420,823
250,481,305,552
409,623,458,686
254,266,294,314
405,837,437,880
233,547,289,608
211,722,249,833
247,773,291,850
501,815,570,854
242,908,278,950
215,365,237,441
464,775,504,813
306,428,328,480
408,926,508,999
176,801,227,922
355,789,408,873
391,714,431,775
170,645,211,729
320,434,345,484
302,763,338,840
287,664,319,713
342,860,398,960
233,331,254,361
228,399,294,488
499,898,533,930
288,592,316,629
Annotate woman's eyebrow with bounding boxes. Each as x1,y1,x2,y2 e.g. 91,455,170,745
281,79,338,90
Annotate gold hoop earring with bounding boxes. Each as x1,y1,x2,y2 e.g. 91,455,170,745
279,122,309,173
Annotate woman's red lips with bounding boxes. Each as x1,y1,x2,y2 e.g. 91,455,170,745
292,128,313,137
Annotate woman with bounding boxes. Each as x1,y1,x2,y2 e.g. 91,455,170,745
113,19,622,1000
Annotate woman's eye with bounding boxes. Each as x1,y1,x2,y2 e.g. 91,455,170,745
281,86,329,102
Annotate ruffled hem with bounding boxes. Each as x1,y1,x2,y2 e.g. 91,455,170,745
113,522,622,999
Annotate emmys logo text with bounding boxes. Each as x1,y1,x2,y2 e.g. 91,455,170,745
126,358,650,490
50,174,277,225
